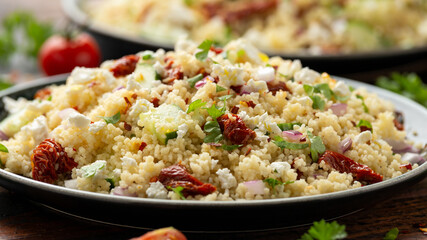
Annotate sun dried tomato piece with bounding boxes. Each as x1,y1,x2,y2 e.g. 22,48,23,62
230,85,243,94
151,97,160,107
319,150,383,184
244,101,256,108
34,88,51,100
31,139,77,184
158,164,216,197
217,113,256,146
210,45,223,54
267,81,291,95
230,106,240,114
123,121,132,131
110,55,140,77
139,142,147,152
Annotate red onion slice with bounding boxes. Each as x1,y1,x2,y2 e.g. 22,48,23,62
401,152,426,165
243,180,265,195
111,187,138,197
0,130,9,140
339,137,352,153
282,130,303,142
384,139,419,154
330,103,347,116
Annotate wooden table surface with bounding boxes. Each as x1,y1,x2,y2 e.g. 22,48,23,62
0,178,425,240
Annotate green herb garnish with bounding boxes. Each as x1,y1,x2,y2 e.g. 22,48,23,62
203,121,223,143
0,11,53,62
263,178,294,194
187,73,204,88
273,136,309,150
165,131,178,144
142,52,153,60
376,72,427,107
81,161,106,178
105,178,115,190
304,84,349,109
168,186,186,200
205,104,225,119
307,131,325,162
356,95,369,113
195,39,213,61
216,85,227,92
311,95,326,110
0,143,9,153
0,78,13,90
221,144,242,151
383,227,399,240
277,122,302,131
187,99,207,113
99,112,121,124
299,219,347,240
356,119,372,132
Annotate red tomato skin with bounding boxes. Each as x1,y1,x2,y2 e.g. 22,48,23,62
39,33,101,76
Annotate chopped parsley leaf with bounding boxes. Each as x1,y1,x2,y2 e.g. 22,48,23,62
356,119,373,132
263,178,294,194
187,73,204,88
0,143,9,153
310,95,326,110
307,131,325,162
187,99,207,113
356,95,369,113
195,39,213,61
221,144,242,151
165,131,178,144
299,219,347,240
142,52,153,60
205,104,225,119
272,136,309,150
99,112,121,124
168,186,186,200
216,85,227,92
203,121,223,143
277,122,302,131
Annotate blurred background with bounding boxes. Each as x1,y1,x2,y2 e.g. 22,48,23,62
0,0,426,108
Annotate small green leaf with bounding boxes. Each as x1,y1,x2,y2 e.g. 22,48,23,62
187,99,207,113
218,94,233,101
216,85,227,92
307,131,326,162
105,178,115,190
299,219,347,240
165,131,178,144
310,95,326,110
195,39,213,61
221,144,242,151
203,121,223,143
168,186,186,200
277,122,302,131
237,49,246,58
304,84,315,96
383,227,399,240
357,119,373,132
0,143,9,153
263,178,293,194
99,112,121,124
273,136,309,150
187,73,204,88
81,161,106,178
356,95,369,113
142,53,153,60
47,95,52,101
205,104,225,119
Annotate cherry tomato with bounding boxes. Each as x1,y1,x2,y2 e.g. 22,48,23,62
38,33,101,76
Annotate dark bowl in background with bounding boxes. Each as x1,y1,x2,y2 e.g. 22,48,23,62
61,0,427,83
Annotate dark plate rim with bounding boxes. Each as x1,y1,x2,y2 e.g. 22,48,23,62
61,0,427,60
0,75,426,210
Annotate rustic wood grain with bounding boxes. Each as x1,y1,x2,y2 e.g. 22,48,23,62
0,178,425,240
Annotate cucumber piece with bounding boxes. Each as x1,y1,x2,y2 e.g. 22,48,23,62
0,109,40,137
345,21,383,51
133,63,160,89
139,104,184,144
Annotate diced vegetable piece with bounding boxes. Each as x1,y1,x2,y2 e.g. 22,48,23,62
133,63,160,89
139,104,184,144
0,108,40,137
